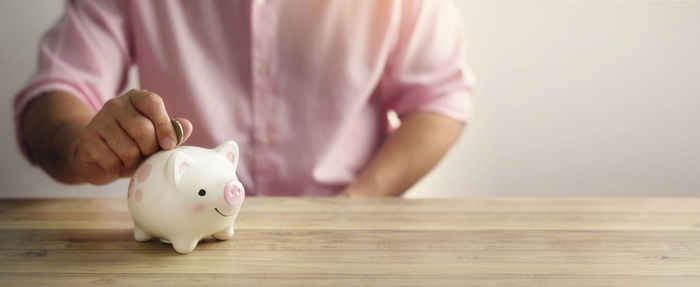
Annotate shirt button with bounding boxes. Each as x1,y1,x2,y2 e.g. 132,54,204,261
258,136,269,145
254,0,266,6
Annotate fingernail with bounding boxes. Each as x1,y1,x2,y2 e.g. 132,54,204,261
162,137,175,150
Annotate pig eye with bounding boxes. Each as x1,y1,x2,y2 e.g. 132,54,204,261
198,189,206,196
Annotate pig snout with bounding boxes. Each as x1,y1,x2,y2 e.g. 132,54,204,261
224,180,244,206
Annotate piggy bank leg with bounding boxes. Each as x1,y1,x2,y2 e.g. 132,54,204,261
133,225,153,242
172,239,199,254
212,224,235,240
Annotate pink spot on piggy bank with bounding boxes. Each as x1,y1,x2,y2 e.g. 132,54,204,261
127,141,244,254
137,164,151,183
134,189,143,202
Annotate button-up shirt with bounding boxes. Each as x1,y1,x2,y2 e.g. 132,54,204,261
15,0,473,196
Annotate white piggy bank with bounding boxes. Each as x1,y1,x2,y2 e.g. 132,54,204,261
127,141,245,254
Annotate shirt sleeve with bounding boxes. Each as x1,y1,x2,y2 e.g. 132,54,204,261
13,0,131,160
381,0,474,124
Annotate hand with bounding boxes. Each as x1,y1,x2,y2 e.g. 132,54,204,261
337,112,463,197
70,89,193,185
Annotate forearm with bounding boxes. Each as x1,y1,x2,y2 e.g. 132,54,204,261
343,112,464,197
21,91,93,183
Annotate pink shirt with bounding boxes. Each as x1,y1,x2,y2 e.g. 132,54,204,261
15,0,472,196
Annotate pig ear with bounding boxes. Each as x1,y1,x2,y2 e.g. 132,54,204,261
214,141,239,170
167,151,193,186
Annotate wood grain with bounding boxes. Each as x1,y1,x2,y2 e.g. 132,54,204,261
0,197,699,286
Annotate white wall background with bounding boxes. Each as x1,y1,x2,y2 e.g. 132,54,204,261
1,1,699,198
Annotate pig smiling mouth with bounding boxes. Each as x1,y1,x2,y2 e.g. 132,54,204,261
214,208,233,217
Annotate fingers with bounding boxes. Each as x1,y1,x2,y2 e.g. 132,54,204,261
126,90,177,150
104,90,191,157
77,132,122,175
113,106,159,155
99,118,142,169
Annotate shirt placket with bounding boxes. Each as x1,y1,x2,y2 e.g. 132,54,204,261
250,0,275,195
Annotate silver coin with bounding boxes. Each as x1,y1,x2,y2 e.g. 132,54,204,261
171,119,184,145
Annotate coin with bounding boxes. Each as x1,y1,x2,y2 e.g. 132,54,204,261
171,119,184,145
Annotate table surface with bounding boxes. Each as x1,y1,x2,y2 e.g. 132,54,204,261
1,197,699,286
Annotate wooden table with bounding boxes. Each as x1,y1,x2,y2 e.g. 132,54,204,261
1,198,699,286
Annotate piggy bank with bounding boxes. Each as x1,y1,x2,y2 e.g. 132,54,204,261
127,141,245,254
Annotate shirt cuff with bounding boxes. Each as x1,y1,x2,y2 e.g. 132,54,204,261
393,90,472,124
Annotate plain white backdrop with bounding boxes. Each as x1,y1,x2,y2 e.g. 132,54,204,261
1,1,699,198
